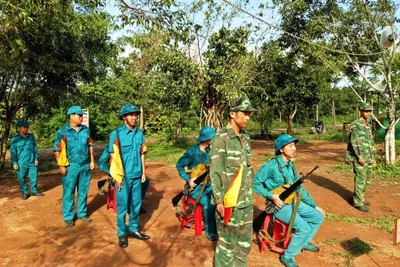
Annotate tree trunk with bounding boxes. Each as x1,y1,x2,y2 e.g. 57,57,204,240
385,102,396,164
0,109,16,169
139,105,144,130
286,106,297,134
287,114,293,134
316,104,319,122
331,98,336,127
203,103,224,130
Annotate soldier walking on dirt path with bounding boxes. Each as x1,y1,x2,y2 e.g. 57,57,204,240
108,103,149,248
345,102,376,213
254,134,325,267
10,120,44,200
210,96,256,267
53,106,95,227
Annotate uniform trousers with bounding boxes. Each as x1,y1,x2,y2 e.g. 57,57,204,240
116,176,142,236
16,162,38,195
62,163,91,221
275,202,324,259
214,205,253,267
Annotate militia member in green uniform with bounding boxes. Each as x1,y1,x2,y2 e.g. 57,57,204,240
346,102,376,212
10,120,44,200
210,96,256,267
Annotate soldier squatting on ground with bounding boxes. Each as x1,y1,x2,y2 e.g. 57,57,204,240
254,134,325,267
176,126,218,241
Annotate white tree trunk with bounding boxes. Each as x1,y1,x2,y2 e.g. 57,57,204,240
385,121,396,164
139,105,144,130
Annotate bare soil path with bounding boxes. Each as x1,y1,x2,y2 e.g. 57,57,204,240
0,140,399,267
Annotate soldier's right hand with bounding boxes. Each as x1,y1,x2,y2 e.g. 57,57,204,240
116,180,123,191
59,166,67,175
358,159,365,166
13,164,19,171
189,178,196,188
272,194,283,208
217,203,225,218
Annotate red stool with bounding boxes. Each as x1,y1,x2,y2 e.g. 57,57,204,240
260,214,292,254
180,197,204,236
106,184,117,213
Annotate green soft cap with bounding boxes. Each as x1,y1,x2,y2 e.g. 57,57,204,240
229,96,257,112
359,102,373,111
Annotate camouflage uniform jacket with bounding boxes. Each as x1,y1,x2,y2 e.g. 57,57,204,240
210,123,254,208
346,118,376,163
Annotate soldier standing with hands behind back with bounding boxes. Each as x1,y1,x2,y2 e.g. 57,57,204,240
346,102,376,213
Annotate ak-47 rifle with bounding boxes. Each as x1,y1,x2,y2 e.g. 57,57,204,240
171,170,209,207
252,165,319,233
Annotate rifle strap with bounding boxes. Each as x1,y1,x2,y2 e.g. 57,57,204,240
185,176,208,215
259,188,303,243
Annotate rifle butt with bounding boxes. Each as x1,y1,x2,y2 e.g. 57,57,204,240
252,211,268,233
97,179,107,190
171,192,184,207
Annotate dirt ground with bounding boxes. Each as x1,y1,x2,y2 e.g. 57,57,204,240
0,140,399,267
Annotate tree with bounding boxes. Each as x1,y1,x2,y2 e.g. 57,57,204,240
201,27,256,129
255,39,330,134
0,0,114,166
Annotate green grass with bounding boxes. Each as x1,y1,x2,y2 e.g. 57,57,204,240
325,238,342,246
330,161,400,180
326,213,396,233
146,137,197,164
0,158,59,179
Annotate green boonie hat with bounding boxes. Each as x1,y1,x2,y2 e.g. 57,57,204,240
119,103,140,120
359,102,373,111
67,106,84,115
16,120,29,127
229,96,257,112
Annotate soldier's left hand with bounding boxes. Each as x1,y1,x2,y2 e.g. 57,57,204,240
315,206,326,218
372,160,376,167
90,161,95,170
34,161,38,166
141,173,146,183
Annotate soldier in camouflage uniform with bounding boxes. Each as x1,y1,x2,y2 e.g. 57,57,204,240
210,96,256,267
346,102,376,213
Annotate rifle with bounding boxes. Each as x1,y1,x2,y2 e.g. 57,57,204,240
171,170,209,207
252,165,319,233
97,176,114,195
